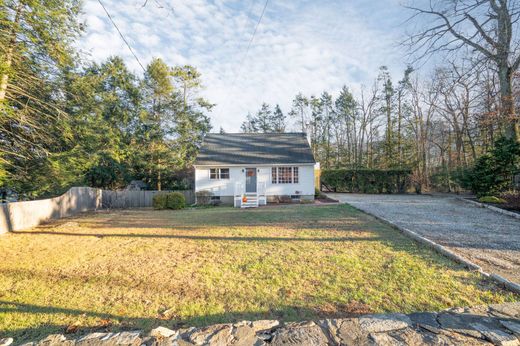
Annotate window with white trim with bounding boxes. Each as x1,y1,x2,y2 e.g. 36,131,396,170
209,168,230,180
271,166,299,184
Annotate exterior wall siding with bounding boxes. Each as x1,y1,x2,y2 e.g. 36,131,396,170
195,165,315,199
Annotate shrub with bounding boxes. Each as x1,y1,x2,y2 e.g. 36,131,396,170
468,137,520,197
321,169,412,194
478,196,506,204
196,190,214,205
153,192,186,210
153,193,168,209
166,192,186,210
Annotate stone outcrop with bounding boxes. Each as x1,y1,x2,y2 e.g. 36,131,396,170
13,303,520,346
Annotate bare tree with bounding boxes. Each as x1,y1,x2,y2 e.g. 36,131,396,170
406,0,520,140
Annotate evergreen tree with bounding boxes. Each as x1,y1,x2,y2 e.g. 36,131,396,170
255,103,272,133
289,93,309,133
0,0,82,194
241,112,258,133
271,104,286,133
377,66,396,167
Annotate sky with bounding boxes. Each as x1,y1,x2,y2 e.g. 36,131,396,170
80,0,411,132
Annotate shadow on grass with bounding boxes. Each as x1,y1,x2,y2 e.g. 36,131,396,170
0,299,372,342
2,300,520,344
10,230,380,242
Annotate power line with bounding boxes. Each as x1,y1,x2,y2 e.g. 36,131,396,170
230,0,269,87
219,0,269,122
97,0,146,72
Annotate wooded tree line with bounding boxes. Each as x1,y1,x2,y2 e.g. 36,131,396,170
275,64,516,191
2,0,520,198
241,0,520,193
0,0,211,198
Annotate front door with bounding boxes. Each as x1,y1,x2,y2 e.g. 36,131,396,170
245,168,257,193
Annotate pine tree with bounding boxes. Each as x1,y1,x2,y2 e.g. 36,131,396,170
241,112,258,133
255,103,272,133
271,104,286,133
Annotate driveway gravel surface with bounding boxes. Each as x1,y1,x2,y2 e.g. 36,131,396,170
328,193,520,284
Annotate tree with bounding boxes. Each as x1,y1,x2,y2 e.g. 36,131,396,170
308,96,323,158
396,67,414,166
271,104,286,133
0,0,82,192
241,103,285,133
140,58,176,190
377,66,396,167
255,103,273,133
241,112,258,133
289,93,309,133
335,86,358,166
468,136,520,196
319,92,334,167
406,0,520,141
170,65,212,170
0,0,82,101
171,65,202,109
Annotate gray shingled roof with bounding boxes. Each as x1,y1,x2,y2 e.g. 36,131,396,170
194,133,316,166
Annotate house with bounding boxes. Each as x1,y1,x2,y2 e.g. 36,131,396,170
194,133,317,208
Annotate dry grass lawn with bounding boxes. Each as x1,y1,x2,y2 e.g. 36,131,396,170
0,204,517,342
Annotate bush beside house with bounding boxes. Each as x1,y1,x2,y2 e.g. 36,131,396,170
153,192,186,210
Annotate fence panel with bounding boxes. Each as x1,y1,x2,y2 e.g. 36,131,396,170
101,190,194,208
1,187,102,234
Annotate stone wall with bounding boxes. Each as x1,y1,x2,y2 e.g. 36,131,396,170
3,302,519,346
0,187,101,234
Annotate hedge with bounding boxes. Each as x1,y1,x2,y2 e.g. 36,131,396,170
321,169,412,194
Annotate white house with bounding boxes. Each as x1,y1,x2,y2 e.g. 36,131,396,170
194,133,316,208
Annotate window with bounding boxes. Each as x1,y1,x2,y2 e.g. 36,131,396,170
271,167,299,184
209,168,230,180
278,167,293,184
220,168,230,179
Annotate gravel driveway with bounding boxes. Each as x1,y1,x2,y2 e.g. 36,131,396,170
328,193,520,284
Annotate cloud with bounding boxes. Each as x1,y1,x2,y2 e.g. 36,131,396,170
80,0,409,132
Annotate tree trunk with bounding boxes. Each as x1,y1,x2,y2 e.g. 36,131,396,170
397,91,403,167
498,66,519,140
0,2,22,102
157,157,162,191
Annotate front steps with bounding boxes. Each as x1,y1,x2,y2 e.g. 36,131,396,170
241,193,259,208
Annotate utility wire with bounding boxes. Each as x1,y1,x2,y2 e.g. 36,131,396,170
97,0,146,72
219,0,269,122
229,0,269,88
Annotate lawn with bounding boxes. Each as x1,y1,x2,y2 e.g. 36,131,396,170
0,204,517,341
